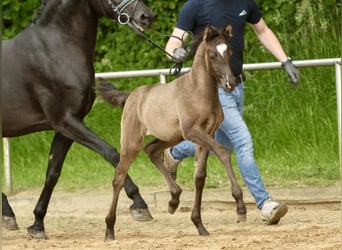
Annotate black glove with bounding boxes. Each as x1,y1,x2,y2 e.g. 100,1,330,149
281,57,300,85
172,47,189,63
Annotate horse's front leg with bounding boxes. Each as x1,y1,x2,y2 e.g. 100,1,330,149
2,193,19,230
191,145,209,235
144,139,182,214
27,133,73,239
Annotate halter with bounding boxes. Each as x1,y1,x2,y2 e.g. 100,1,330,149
107,0,138,24
104,0,187,76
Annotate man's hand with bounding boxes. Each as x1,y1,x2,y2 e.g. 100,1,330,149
172,47,189,63
282,57,300,85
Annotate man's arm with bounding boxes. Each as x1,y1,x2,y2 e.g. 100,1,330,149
165,27,190,62
250,18,299,84
250,18,288,62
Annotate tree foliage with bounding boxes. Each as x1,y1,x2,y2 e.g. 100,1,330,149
3,0,340,74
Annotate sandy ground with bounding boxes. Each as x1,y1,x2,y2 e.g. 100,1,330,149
2,185,341,250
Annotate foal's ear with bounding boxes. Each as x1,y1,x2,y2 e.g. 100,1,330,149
204,24,219,42
224,24,233,38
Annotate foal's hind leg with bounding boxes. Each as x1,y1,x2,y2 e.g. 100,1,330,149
105,144,142,241
191,146,209,235
27,133,73,239
2,193,19,230
144,139,182,214
55,115,152,221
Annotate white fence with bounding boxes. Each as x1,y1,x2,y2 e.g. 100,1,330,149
3,58,341,192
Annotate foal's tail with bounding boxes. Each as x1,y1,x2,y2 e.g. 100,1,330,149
97,78,130,108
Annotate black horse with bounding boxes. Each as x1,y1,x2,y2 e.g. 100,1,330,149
2,0,154,239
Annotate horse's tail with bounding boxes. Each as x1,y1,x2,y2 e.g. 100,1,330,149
97,78,130,108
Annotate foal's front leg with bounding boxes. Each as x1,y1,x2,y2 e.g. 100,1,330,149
191,145,210,235
185,128,247,222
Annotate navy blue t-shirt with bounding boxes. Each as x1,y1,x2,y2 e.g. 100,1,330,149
176,0,262,76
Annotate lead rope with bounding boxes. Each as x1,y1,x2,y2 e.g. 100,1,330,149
127,23,192,76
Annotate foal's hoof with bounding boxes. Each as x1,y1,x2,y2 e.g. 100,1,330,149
236,213,247,223
2,216,19,230
130,208,153,222
27,226,48,239
168,206,177,214
105,229,115,242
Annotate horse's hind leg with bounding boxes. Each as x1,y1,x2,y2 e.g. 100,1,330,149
2,193,19,230
144,139,182,214
55,115,152,221
191,146,209,235
105,144,141,241
27,133,73,239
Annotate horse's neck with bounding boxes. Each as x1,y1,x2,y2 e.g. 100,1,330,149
34,0,99,53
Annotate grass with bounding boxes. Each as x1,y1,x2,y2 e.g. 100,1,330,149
2,65,340,193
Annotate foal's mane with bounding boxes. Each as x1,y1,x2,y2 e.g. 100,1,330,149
31,0,48,24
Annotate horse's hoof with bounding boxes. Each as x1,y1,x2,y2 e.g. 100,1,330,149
2,216,19,230
197,226,210,236
130,208,153,222
236,213,247,223
27,227,48,239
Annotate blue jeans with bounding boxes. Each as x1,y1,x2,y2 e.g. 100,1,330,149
171,83,269,209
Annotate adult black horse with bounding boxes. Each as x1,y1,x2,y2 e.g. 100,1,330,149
2,0,154,239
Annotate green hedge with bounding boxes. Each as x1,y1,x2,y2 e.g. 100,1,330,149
3,1,340,73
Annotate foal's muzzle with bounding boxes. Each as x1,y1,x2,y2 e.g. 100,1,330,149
220,75,237,93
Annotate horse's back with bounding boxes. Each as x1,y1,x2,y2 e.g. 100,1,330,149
2,26,95,137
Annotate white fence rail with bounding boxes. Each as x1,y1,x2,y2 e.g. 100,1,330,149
3,58,341,192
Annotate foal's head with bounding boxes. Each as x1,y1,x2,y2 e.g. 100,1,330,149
199,24,236,92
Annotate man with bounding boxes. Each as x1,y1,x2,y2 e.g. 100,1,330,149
164,0,299,225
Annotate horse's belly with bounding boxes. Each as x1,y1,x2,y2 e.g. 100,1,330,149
2,115,50,137
2,101,50,137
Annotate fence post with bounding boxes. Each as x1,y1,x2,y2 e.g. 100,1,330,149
160,74,166,84
3,137,12,192
336,62,341,172
335,62,341,226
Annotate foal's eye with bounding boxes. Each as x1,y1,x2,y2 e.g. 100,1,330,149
209,51,217,59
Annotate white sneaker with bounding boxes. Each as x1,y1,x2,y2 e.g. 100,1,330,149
163,148,181,180
261,197,288,225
